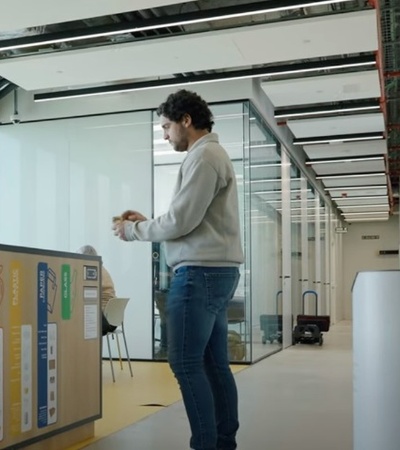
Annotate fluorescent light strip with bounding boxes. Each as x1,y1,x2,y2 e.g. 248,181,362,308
316,172,385,180
247,163,282,168
341,211,388,216
307,156,383,165
0,82,10,92
0,0,356,52
280,206,325,211
247,178,302,183
249,144,277,149
276,105,380,119
250,179,280,184
253,188,310,194
326,185,386,191
346,216,389,222
332,195,388,200
295,135,383,145
291,214,326,218
339,203,388,209
34,58,376,102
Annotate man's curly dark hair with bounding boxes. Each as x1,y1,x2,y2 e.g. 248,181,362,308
157,89,214,132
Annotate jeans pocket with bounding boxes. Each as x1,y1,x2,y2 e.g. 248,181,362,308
204,270,240,314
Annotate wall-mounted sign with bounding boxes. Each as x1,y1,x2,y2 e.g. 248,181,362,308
362,235,380,240
0,244,101,449
335,227,348,233
83,266,98,281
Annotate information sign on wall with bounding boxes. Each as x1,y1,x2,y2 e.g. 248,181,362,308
0,244,102,449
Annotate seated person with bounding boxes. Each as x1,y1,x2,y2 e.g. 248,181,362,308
77,245,117,336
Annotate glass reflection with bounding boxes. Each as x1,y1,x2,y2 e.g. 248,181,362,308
247,105,282,361
152,103,248,361
152,102,284,363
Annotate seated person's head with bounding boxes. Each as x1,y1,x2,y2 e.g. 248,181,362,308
76,245,98,256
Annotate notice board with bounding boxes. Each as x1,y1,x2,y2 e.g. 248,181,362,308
0,244,102,449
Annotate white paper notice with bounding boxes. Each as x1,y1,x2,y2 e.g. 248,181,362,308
21,324,32,432
0,328,3,441
84,305,98,340
47,323,57,425
83,287,98,300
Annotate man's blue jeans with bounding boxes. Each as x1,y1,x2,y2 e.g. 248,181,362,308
167,266,240,450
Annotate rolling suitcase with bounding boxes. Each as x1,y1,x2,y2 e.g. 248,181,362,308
293,290,330,345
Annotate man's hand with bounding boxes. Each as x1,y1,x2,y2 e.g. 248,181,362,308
113,221,128,241
112,210,147,241
121,210,147,222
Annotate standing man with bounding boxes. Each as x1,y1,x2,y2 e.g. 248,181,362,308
113,89,244,450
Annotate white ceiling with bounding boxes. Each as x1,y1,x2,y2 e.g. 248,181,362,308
0,10,378,91
322,175,387,188
329,187,387,197
261,70,381,107
0,0,186,32
310,158,385,176
303,140,387,159
288,113,385,138
0,3,390,223
334,198,388,206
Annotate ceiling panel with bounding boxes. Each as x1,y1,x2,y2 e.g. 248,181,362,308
0,0,186,32
343,213,389,220
0,10,378,91
326,187,387,197
303,140,387,160
334,198,389,206
233,10,377,62
322,175,387,187
261,70,380,107
338,204,389,212
288,113,385,138
311,158,385,175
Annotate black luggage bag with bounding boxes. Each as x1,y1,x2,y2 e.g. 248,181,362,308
293,290,330,346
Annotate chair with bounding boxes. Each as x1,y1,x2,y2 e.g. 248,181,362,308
227,296,246,337
103,297,133,382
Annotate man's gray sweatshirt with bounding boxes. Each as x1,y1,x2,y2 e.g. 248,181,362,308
124,133,244,270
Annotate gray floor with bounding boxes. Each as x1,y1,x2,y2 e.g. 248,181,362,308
84,321,352,450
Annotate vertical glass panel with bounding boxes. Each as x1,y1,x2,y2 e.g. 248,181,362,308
247,105,282,360
152,103,248,361
319,198,327,315
0,112,154,360
306,184,317,316
290,166,302,327
323,204,332,317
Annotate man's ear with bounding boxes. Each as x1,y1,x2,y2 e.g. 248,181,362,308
182,113,192,128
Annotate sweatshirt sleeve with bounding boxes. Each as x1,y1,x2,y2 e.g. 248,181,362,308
123,157,221,242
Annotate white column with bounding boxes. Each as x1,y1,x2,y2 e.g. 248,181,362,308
353,270,400,450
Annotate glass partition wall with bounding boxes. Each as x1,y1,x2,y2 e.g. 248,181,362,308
289,166,302,330
152,103,249,361
246,105,282,360
0,101,335,364
152,102,282,363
